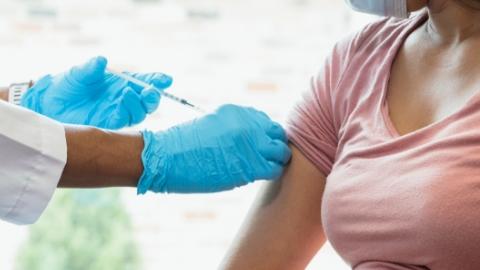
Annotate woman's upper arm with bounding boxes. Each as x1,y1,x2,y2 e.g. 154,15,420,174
220,145,327,270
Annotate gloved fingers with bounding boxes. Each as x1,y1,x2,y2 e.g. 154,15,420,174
246,108,287,142
253,109,271,121
140,87,162,114
69,56,108,86
246,107,272,125
260,161,284,180
259,139,292,165
106,103,130,130
128,72,173,93
120,87,148,125
266,122,288,142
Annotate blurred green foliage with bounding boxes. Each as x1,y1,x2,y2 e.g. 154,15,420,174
16,189,141,270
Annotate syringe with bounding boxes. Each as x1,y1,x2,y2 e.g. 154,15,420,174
108,68,206,113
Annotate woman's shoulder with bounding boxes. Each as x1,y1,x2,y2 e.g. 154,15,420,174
325,16,419,89
344,12,427,56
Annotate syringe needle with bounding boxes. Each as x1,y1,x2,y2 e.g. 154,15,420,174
161,91,206,113
107,68,206,113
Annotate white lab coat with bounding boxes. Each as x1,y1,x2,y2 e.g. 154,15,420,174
0,101,66,225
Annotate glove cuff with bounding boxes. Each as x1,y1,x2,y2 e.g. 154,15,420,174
137,130,169,194
19,75,53,113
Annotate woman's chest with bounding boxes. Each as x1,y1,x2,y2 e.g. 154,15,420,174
323,130,480,268
386,41,480,138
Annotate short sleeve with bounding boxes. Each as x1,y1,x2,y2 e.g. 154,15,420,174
0,101,67,225
286,18,402,176
287,35,360,176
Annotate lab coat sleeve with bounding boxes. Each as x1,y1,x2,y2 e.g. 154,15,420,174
0,101,67,225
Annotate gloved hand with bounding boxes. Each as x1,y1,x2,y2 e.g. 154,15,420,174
21,56,173,129
138,104,292,194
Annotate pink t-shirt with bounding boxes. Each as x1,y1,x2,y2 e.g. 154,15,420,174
288,11,480,270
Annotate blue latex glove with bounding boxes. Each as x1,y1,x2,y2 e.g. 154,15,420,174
21,56,173,129
138,104,292,194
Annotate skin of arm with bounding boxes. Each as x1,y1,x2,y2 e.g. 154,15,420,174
0,86,144,188
59,125,144,188
0,84,143,187
0,87,8,101
220,145,327,270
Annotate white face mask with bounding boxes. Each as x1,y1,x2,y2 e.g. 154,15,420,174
345,0,410,18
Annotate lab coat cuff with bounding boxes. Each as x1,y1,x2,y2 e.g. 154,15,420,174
5,118,67,225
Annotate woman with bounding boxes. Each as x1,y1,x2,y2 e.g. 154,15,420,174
221,0,480,269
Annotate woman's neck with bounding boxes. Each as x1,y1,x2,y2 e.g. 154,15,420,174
425,0,480,45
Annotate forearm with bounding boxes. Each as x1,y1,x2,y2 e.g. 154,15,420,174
59,125,144,188
220,146,327,270
0,86,8,101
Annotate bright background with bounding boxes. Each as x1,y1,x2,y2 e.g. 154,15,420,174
0,0,376,269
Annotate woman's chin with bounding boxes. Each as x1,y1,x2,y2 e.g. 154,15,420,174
407,0,429,12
